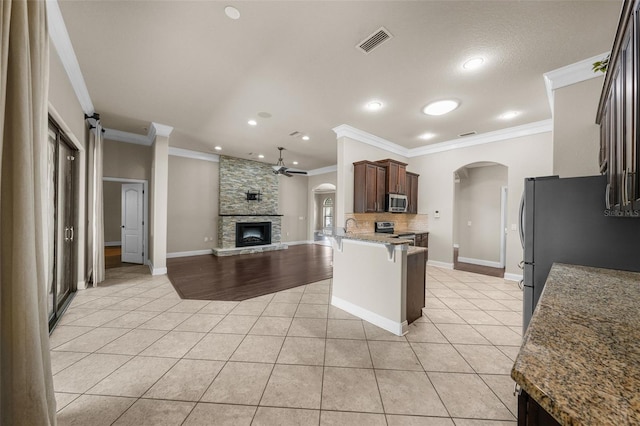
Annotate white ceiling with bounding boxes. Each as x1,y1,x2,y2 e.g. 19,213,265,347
58,0,622,170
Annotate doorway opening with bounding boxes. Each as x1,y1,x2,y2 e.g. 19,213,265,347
103,177,148,269
311,183,336,244
453,162,508,278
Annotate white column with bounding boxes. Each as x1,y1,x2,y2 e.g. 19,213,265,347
150,122,173,275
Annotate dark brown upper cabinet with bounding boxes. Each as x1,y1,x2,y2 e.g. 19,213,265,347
597,0,640,214
406,172,419,214
376,159,408,195
353,161,386,213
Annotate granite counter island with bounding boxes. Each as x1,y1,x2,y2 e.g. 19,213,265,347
331,233,427,336
511,263,640,426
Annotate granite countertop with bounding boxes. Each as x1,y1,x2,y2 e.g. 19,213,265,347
407,246,427,255
511,263,640,425
337,233,412,245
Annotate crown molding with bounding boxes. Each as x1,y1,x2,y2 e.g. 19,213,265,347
543,51,609,113
307,165,337,176
332,124,409,157
168,147,219,163
152,122,174,138
46,0,94,115
103,128,153,146
408,119,552,157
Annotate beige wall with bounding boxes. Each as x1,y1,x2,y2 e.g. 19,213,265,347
103,181,122,243
457,164,508,264
410,132,553,276
103,140,152,181
553,77,604,178
278,175,309,242
337,136,410,225
167,156,219,253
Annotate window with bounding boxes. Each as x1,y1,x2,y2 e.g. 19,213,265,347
323,197,333,228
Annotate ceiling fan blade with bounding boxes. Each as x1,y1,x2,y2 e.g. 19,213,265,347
284,172,293,177
287,170,308,175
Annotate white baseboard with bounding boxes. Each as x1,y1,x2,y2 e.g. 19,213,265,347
284,240,313,246
314,240,332,247
77,279,87,290
458,256,503,269
504,272,523,282
146,260,167,276
166,249,213,258
427,260,454,270
105,241,121,247
331,295,408,336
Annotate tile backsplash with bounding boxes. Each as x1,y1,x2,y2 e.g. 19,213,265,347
343,213,428,234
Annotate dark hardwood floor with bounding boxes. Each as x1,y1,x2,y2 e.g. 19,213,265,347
167,244,333,301
105,246,140,269
453,247,505,278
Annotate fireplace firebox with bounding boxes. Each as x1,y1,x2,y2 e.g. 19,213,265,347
236,222,272,248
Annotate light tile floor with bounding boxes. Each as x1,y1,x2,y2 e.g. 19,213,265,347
52,264,523,425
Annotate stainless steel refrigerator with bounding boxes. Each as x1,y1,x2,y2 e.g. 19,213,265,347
520,175,640,332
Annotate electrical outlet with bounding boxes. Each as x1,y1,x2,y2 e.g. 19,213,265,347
467,221,472,227
204,237,208,242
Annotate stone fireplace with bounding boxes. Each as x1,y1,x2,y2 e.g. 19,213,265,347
213,156,285,256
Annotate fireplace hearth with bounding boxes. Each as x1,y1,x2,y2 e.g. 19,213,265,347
236,222,272,248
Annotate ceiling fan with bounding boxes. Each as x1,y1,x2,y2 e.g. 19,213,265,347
272,147,307,177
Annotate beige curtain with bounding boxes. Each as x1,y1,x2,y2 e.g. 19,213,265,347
87,120,105,285
0,0,57,425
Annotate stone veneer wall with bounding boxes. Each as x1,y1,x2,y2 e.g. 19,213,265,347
218,156,282,249
219,156,278,215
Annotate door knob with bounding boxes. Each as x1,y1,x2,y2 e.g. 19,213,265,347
121,225,125,228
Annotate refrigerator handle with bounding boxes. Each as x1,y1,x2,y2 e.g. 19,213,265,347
605,183,611,209
518,192,525,249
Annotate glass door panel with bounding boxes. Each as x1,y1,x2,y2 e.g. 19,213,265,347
47,128,57,322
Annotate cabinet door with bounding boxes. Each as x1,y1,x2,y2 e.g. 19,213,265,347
407,173,418,214
376,166,386,212
388,162,399,193
397,164,407,195
366,164,379,212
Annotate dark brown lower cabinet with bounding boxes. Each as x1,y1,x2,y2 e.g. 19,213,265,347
517,390,561,426
406,249,426,324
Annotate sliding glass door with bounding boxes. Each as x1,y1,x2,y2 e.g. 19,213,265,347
47,118,78,330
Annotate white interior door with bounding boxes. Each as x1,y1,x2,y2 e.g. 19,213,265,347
121,183,144,264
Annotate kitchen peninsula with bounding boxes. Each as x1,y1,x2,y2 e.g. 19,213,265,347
331,232,427,336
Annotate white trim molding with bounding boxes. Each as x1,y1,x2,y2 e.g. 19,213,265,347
166,249,214,259
332,295,408,336
307,165,337,176
284,240,313,246
168,147,220,163
333,124,409,157
504,272,523,282
152,122,174,138
46,0,94,115
409,120,552,157
457,257,503,269
147,260,167,276
104,128,154,146
427,260,454,270
543,52,609,113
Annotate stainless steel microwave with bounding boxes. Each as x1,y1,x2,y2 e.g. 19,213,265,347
386,193,407,213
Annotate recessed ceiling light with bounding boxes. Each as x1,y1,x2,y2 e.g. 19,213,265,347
258,154,264,159
302,135,310,141
419,133,436,140
248,119,257,126
462,57,485,70
366,100,384,111
224,6,240,20
499,111,520,120
423,100,459,116
214,146,222,151
293,161,299,165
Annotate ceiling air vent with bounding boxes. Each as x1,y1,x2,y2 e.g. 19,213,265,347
289,131,301,137
458,131,477,137
357,27,393,54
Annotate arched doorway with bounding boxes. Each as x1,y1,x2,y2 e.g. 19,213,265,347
311,183,336,244
453,162,508,277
